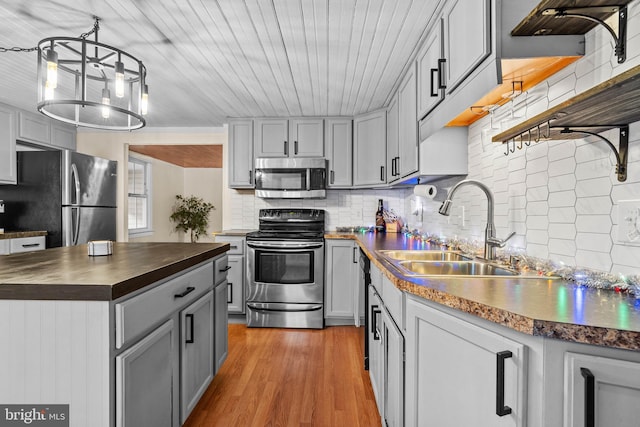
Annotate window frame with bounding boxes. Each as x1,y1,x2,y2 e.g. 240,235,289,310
127,155,153,236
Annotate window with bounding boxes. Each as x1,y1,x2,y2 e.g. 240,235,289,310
128,156,152,235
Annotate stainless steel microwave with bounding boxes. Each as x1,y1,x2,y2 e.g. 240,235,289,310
254,157,327,199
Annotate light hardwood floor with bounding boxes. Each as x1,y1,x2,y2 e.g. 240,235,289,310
183,324,381,426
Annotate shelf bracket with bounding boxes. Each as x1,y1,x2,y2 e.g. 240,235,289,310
542,6,627,63
558,125,629,182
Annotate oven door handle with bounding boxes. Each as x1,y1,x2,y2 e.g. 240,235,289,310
247,241,324,250
247,303,323,312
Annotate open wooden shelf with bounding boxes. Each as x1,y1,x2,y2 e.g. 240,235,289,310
511,0,633,36
492,64,640,143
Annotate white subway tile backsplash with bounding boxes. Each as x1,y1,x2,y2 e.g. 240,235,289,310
548,156,577,177
527,243,549,259
527,201,549,216
576,215,612,234
548,238,577,256
576,250,612,271
548,223,576,240
527,215,549,230
526,171,548,188
526,185,549,201
548,190,576,208
548,207,577,224
548,173,577,192
548,141,577,161
575,196,612,215
547,72,577,101
575,176,613,197
527,229,549,245
576,232,612,252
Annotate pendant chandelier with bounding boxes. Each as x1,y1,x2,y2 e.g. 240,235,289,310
36,17,148,131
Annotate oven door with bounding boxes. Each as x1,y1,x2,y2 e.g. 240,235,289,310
246,240,324,304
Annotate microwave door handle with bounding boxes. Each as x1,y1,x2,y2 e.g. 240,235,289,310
306,168,311,190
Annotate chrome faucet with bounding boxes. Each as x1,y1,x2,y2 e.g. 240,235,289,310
438,179,515,260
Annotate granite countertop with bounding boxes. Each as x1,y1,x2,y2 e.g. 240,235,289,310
0,231,48,239
0,242,229,301
330,232,640,351
212,229,256,236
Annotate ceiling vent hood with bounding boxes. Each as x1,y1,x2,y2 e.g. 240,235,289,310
420,0,585,137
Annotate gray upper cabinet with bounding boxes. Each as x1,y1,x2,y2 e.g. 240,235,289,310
254,118,323,158
442,0,491,94
254,118,288,158
228,119,254,188
397,64,418,178
17,111,50,145
353,109,386,187
0,104,16,184
50,122,77,150
325,118,353,188
386,95,399,184
289,118,324,157
417,20,444,120
16,110,76,150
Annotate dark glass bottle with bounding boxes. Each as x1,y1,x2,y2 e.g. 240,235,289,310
375,199,385,232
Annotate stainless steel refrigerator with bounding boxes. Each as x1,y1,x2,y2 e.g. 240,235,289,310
0,150,117,248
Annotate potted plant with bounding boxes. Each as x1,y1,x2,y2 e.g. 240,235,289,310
169,195,215,243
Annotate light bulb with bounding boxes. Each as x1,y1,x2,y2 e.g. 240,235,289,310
46,49,58,89
114,61,125,98
140,84,148,115
102,88,111,119
44,80,54,100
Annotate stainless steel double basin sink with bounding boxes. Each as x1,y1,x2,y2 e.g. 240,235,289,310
376,250,519,278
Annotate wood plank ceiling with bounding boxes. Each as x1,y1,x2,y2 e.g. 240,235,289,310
129,145,223,168
0,0,440,128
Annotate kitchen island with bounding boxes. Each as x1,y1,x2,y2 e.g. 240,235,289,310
0,242,230,427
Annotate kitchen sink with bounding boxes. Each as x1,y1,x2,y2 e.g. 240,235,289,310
398,260,517,277
376,250,471,262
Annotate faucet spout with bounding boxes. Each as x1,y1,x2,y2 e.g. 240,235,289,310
438,179,511,260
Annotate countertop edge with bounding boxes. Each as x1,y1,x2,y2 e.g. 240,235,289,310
328,234,640,351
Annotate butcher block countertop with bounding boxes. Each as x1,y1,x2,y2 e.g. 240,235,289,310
0,231,47,239
327,232,640,351
0,242,229,301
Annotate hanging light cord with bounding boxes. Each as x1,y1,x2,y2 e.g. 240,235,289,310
0,16,101,52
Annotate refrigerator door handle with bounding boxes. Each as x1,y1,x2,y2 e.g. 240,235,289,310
70,163,80,205
72,206,81,245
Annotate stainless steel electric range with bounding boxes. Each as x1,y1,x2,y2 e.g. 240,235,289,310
245,208,325,329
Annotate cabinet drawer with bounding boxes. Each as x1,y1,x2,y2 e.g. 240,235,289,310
214,254,229,285
215,235,244,255
115,261,213,349
10,236,46,253
382,275,403,329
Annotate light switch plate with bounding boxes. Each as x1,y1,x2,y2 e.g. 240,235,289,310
617,200,640,245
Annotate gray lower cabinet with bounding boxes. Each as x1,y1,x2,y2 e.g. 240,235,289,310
115,319,179,427
564,352,640,427
368,269,405,427
114,255,228,427
214,279,229,373
382,304,404,427
405,295,526,427
213,235,245,314
324,239,362,325
180,291,215,424
368,285,384,416
226,256,244,313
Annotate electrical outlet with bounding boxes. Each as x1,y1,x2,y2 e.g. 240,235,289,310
618,200,640,245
